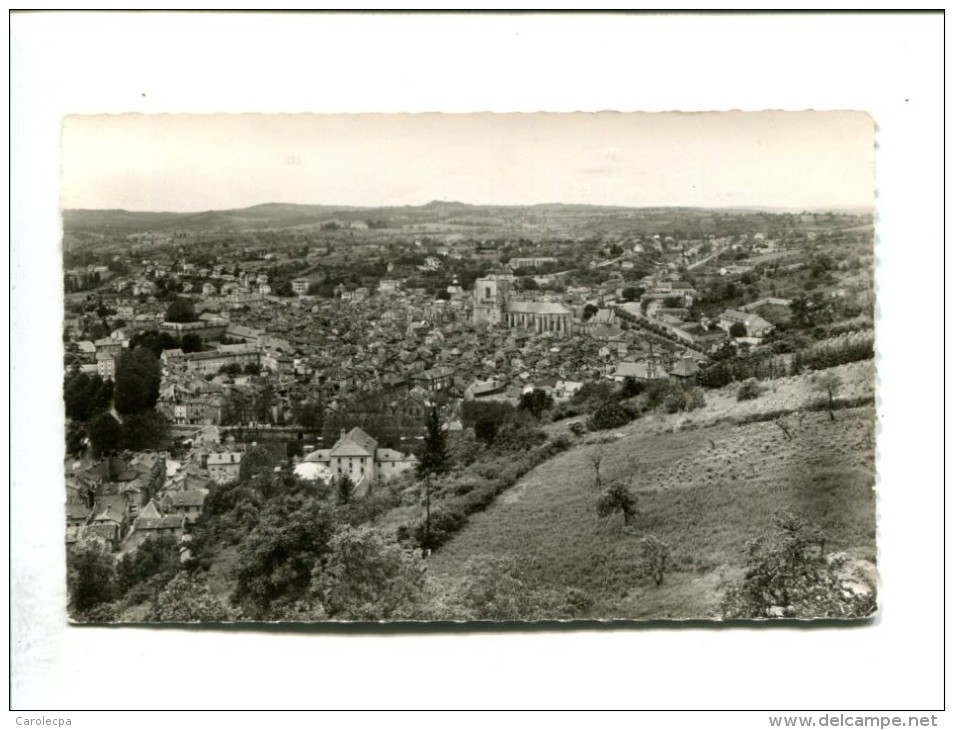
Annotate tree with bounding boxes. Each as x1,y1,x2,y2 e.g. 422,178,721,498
588,447,607,490
232,494,335,618
114,347,161,415
164,297,196,323
814,372,842,422
336,473,354,505
597,481,638,525
181,333,203,353
729,321,747,338
117,534,180,594
621,286,644,302
254,385,275,424
461,400,513,428
582,303,599,322
88,412,122,458
149,572,234,622
518,389,554,419
64,371,113,422
293,400,322,429
66,421,87,456
312,526,426,620
220,389,248,426
416,407,449,557
621,376,644,399
120,410,169,451
129,330,181,358
639,535,671,585
474,417,499,446
240,444,278,498
68,544,117,615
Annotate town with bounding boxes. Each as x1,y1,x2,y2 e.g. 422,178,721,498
62,201,877,622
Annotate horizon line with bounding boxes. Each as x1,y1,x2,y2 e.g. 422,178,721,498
62,200,877,216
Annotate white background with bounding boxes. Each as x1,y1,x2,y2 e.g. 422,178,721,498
8,11,947,720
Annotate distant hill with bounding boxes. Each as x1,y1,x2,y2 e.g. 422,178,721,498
62,201,874,236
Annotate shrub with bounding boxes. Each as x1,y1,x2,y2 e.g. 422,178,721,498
638,535,672,586
493,418,547,452
588,402,631,431
737,378,763,402
518,389,555,419
720,512,877,619
620,376,644,398
312,526,426,620
550,403,582,422
596,481,638,525
412,506,468,550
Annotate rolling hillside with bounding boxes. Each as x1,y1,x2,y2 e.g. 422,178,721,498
427,364,877,620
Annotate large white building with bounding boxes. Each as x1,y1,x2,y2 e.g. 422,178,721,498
302,427,417,492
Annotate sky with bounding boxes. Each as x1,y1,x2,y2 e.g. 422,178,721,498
60,111,875,213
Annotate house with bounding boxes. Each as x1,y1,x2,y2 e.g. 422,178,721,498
303,427,417,488
76,340,97,361
463,378,506,401
95,351,116,380
207,451,243,484
66,502,92,528
94,338,124,358
164,490,207,524
718,309,774,338
327,427,378,483
194,425,222,445
669,359,700,379
412,365,455,392
292,279,311,296
612,360,669,383
86,504,126,551
130,501,186,543
553,380,584,401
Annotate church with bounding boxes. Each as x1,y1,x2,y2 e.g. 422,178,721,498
471,273,574,336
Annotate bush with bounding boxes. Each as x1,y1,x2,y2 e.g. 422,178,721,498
737,378,763,402
588,402,631,431
638,535,672,586
412,506,468,551
518,389,554,419
550,403,582,422
720,512,876,619
621,376,644,399
649,380,706,414
493,418,547,452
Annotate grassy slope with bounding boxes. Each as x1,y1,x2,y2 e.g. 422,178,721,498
428,364,876,620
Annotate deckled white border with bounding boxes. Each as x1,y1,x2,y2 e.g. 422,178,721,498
9,11,945,716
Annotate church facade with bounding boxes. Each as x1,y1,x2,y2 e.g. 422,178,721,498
471,273,573,336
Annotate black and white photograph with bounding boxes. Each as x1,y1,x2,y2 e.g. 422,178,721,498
11,10,943,716
59,111,877,624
